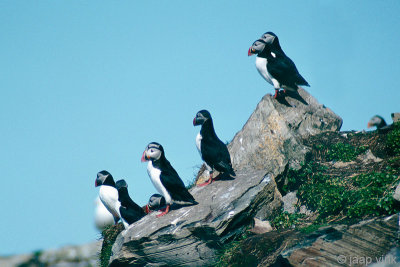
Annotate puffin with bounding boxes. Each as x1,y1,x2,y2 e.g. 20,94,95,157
193,110,236,186
115,179,146,228
367,115,387,129
95,170,121,225
248,31,309,98
94,196,115,230
145,193,166,214
141,142,197,217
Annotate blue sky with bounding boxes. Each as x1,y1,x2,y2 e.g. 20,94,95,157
1,1,399,256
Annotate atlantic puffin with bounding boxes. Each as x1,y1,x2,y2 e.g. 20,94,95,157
367,115,387,129
248,31,309,98
115,179,146,228
95,170,121,225
141,142,197,217
193,110,235,186
145,193,166,214
94,196,115,230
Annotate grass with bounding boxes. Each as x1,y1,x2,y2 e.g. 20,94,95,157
316,142,368,162
387,122,400,156
293,162,400,222
271,211,305,230
99,224,124,267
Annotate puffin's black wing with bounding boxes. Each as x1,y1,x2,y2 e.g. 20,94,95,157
119,206,145,225
267,51,309,88
118,188,146,217
201,138,235,176
160,160,196,203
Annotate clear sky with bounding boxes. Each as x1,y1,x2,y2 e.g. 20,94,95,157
1,1,399,256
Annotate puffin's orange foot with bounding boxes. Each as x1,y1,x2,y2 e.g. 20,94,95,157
197,178,213,187
273,89,279,99
156,205,170,217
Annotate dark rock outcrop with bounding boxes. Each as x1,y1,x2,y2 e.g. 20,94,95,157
233,214,399,267
108,88,342,266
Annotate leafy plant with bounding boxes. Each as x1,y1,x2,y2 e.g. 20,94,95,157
100,224,124,267
272,211,305,230
325,143,367,162
387,122,400,155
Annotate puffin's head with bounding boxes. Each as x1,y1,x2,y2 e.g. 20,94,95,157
141,142,164,162
248,39,267,56
95,170,113,187
193,109,212,126
367,115,387,129
146,193,166,213
115,179,128,190
260,31,278,45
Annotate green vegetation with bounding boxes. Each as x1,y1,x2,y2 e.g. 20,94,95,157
271,211,305,230
215,229,255,267
100,224,124,267
324,143,367,162
387,122,400,156
292,162,400,222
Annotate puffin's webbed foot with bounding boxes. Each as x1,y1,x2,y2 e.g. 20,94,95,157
197,173,214,187
156,205,170,217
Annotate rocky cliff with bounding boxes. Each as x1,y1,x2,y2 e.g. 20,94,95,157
105,89,347,266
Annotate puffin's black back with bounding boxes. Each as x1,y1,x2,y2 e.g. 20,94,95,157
152,157,196,204
200,119,235,176
117,187,146,223
266,50,309,88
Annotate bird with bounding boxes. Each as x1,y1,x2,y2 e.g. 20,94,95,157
94,196,115,230
95,170,121,225
367,115,387,129
145,194,166,214
193,110,236,186
248,31,309,99
115,179,146,228
141,142,197,217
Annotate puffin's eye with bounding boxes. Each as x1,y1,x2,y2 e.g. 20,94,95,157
150,149,154,153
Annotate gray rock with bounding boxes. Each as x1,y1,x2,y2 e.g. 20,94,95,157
249,218,273,234
228,88,342,172
109,89,342,266
0,241,101,267
393,183,400,202
278,214,399,266
282,192,298,214
391,113,400,123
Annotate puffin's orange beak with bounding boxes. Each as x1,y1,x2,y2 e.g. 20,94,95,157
248,47,254,56
141,151,148,162
367,122,372,128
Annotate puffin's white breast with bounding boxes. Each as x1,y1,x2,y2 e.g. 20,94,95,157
195,132,202,157
147,161,172,204
255,57,273,85
99,185,121,219
94,196,115,230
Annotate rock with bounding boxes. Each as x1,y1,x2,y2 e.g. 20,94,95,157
0,241,101,267
282,192,298,214
279,214,399,267
250,218,273,234
228,214,399,266
228,88,342,172
393,183,400,202
392,113,400,123
110,170,279,266
108,89,342,266
358,149,383,163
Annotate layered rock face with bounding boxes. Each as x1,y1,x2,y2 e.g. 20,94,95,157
109,89,343,266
